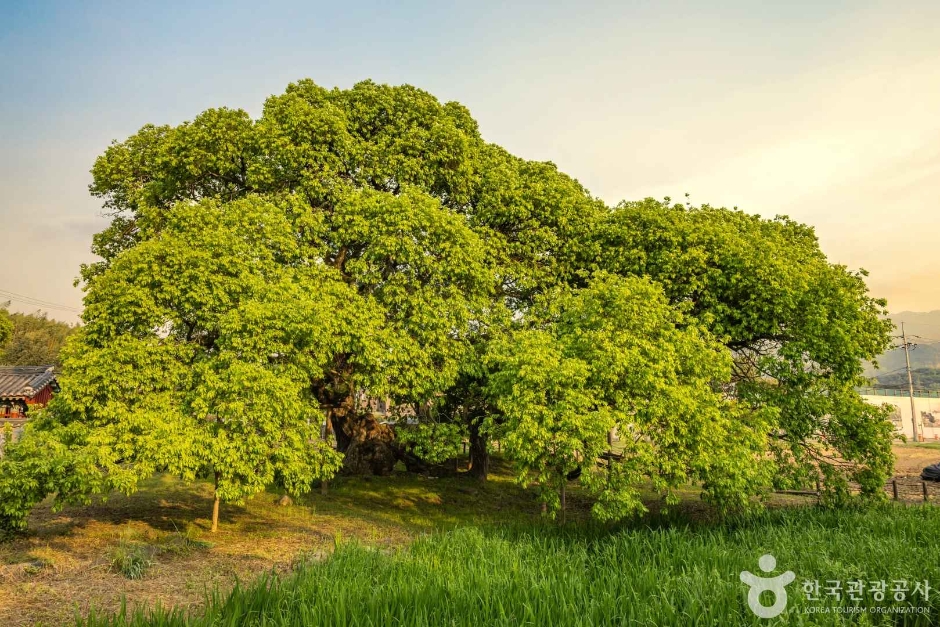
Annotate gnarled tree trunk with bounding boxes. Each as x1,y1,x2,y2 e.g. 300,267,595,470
332,409,399,475
313,362,400,476
467,418,489,481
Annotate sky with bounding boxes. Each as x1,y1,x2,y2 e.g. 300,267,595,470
2,0,940,323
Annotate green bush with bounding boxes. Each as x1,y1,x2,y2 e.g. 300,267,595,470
108,539,154,580
159,525,213,556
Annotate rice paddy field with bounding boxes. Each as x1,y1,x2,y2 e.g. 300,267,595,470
80,505,940,627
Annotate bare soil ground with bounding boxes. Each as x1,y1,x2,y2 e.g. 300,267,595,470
0,459,565,627
893,442,940,476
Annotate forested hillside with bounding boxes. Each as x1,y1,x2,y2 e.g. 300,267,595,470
0,307,77,368
866,311,940,378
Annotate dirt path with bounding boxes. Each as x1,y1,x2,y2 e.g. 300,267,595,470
893,443,940,477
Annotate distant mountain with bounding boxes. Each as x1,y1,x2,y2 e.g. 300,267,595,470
865,311,940,379
874,367,940,391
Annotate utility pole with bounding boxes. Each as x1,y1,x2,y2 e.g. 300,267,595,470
901,322,920,442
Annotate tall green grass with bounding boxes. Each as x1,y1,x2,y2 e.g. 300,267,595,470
80,505,940,626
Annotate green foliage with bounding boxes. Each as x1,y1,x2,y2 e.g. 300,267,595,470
108,536,155,580
394,422,465,466
79,506,940,626
0,198,346,528
84,81,484,274
159,525,213,556
0,307,77,367
0,419,109,531
1,80,500,530
0,80,898,531
468,145,605,305
103,526,210,579
84,78,498,415
0,308,12,350
587,197,896,496
486,274,772,519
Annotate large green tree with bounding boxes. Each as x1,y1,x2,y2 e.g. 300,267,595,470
0,80,896,533
0,81,504,530
84,79,602,478
83,80,499,467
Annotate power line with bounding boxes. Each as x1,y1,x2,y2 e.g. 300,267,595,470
0,288,82,313
872,366,914,377
0,289,81,312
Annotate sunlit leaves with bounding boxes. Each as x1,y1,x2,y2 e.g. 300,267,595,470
590,198,895,497
487,274,772,519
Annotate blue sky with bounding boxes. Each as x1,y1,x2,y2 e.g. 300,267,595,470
2,0,940,321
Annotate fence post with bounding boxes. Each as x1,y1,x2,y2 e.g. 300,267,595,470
892,480,899,501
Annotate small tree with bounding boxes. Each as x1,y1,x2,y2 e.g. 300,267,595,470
487,329,608,519
487,274,772,520
0,197,345,531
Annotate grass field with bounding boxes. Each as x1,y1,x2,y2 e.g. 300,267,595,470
2,446,940,626
80,506,940,626
0,457,592,626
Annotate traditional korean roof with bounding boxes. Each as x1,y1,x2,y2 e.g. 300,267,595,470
0,366,57,401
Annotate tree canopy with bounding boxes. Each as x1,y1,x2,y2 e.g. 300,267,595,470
0,307,77,367
0,80,896,531
486,273,771,519
587,198,895,497
0,309,12,351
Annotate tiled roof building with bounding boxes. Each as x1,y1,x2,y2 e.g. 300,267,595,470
0,365,58,426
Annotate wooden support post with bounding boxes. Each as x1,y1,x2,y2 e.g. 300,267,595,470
892,480,899,501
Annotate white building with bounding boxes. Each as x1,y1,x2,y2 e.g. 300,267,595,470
858,387,940,442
